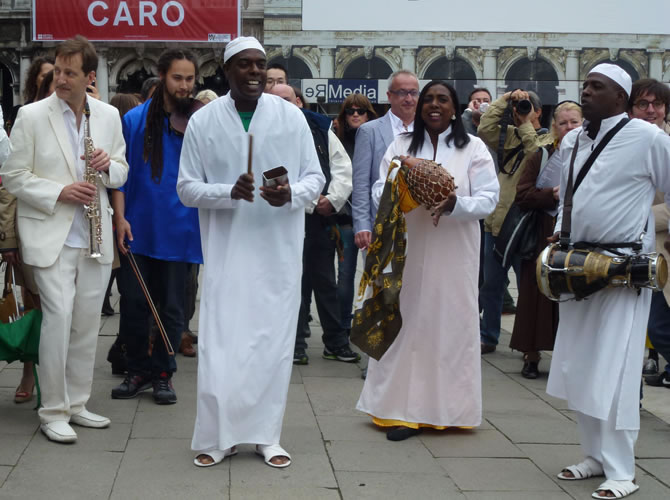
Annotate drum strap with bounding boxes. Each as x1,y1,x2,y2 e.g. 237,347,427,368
559,118,630,249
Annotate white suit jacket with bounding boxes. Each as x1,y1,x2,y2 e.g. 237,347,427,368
0,93,128,267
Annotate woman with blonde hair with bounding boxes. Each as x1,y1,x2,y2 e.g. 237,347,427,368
510,101,583,378
195,89,218,105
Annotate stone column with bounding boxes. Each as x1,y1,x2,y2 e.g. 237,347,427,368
648,50,663,81
401,47,417,73
19,50,31,104
482,48,498,98
565,50,580,102
319,46,335,78
96,48,109,102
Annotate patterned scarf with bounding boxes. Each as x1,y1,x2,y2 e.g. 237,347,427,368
350,162,409,360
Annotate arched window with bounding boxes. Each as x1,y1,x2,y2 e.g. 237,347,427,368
505,57,559,108
200,63,229,96
342,56,392,80
267,56,313,82
117,67,153,95
591,60,640,82
1,61,15,130
423,57,477,106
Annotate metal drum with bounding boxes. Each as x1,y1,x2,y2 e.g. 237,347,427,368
536,243,667,302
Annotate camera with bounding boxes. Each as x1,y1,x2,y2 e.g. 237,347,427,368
513,99,532,116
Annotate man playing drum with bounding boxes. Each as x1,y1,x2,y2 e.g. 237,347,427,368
547,64,670,499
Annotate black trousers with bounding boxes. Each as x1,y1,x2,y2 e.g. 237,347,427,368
295,213,348,351
118,253,188,376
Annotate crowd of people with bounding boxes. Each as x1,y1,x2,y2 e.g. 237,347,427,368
1,34,669,500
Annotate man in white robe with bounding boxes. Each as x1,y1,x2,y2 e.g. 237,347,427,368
177,37,325,468
548,64,670,499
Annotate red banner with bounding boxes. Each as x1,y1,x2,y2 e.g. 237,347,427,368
32,0,239,42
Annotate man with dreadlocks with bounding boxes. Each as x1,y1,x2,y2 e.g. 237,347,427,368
111,49,203,405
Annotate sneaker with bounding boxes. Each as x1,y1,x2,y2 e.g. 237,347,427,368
293,349,309,365
643,358,659,376
323,345,361,362
152,372,177,405
111,373,151,399
645,371,670,388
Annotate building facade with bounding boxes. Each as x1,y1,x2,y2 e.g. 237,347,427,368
2,0,669,121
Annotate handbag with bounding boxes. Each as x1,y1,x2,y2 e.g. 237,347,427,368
0,264,20,323
0,263,42,407
493,148,550,267
493,204,539,267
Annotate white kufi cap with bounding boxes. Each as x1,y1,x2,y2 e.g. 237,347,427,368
223,36,265,63
588,63,632,97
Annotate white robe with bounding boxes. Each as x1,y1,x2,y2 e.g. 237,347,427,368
356,129,499,426
177,93,325,452
548,114,670,430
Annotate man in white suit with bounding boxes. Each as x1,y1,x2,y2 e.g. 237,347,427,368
1,36,128,443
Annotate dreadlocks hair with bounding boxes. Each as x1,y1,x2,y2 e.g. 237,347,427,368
143,48,199,183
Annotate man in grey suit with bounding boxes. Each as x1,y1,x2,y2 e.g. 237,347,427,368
351,70,419,379
352,70,419,251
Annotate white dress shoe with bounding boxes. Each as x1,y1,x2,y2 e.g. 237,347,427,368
41,421,77,443
70,409,111,429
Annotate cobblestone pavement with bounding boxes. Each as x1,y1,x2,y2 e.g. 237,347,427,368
1,288,669,499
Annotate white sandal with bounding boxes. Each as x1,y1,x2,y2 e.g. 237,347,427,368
592,479,639,499
255,444,291,468
557,457,604,480
193,446,237,467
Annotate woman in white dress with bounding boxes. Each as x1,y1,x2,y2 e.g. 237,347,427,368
356,81,499,441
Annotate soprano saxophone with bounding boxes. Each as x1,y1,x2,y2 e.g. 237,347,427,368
83,102,103,258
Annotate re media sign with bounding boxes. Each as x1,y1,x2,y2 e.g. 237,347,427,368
33,0,240,42
302,79,379,104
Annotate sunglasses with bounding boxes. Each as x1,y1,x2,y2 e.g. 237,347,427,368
345,108,367,116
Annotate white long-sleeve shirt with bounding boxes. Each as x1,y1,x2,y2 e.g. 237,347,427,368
306,129,352,214
371,128,499,220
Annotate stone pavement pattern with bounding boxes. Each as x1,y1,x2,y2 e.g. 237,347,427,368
1,294,670,500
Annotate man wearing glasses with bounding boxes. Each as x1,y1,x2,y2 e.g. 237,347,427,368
352,70,419,253
629,79,670,391
351,70,419,378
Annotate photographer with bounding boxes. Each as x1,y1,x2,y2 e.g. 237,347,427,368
461,87,492,136
477,89,554,353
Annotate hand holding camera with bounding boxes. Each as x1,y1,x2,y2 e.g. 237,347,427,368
503,89,533,123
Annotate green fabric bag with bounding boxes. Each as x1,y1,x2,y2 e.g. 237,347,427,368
0,309,42,408
0,309,42,364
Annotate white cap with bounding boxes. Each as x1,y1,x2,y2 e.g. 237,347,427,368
223,36,265,64
588,63,632,97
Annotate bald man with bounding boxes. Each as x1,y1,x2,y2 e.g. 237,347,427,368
269,84,358,365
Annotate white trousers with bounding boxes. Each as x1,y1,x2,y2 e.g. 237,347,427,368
576,410,638,480
32,246,110,424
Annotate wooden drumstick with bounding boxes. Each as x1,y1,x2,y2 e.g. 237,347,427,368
247,134,253,176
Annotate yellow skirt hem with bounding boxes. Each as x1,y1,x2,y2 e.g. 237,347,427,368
371,416,474,431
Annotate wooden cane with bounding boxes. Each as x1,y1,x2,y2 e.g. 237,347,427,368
126,249,174,355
